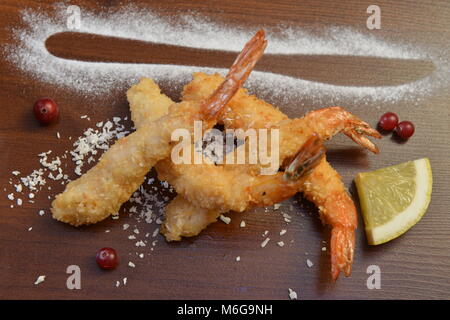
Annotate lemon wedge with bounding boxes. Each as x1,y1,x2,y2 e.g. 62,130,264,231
355,158,432,245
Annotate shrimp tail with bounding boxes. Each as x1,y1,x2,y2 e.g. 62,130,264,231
202,30,267,120
331,226,355,280
284,134,326,181
343,118,382,154
248,135,325,207
305,106,381,154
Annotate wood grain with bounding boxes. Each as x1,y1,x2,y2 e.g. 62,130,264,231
0,0,449,300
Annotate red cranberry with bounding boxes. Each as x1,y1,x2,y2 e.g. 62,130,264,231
396,121,415,139
378,112,399,131
33,98,59,124
96,247,119,270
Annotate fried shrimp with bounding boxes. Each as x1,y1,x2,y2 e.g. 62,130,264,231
125,80,326,240
160,135,325,241
51,30,268,226
159,73,380,280
300,157,357,279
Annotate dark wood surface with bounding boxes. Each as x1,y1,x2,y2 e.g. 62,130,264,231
0,0,449,300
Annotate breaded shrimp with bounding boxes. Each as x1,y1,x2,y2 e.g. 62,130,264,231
51,30,268,226
127,77,174,127
155,106,380,213
126,79,326,240
161,73,380,280
300,157,357,279
160,135,325,241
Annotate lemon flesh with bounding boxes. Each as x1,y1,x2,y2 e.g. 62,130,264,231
355,158,432,245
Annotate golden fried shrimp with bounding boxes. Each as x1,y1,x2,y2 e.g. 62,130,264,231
161,135,325,241
162,195,220,241
51,30,268,226
155,105,380,213
167,73,380,280
183,73,381,154
127,77,174,127
125,79,326,240
301,157,356,279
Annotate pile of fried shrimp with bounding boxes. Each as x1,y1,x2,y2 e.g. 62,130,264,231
50,30,381,281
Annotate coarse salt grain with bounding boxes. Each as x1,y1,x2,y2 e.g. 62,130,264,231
34,275,46,285
261,238,270,248
128,261,136,268
219,215,231,224
135,240,146,247
280,229,287,236
277,241,284,247
288,288,298,300
306,259,314,268
240,220,246,227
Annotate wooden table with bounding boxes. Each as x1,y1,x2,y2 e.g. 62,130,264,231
0,0,449,300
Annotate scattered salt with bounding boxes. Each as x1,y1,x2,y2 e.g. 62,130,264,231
135,240,146,247
5,3,448,107
34,275,46,285
261,238,270,248
288,288,298,300
219,215,231,224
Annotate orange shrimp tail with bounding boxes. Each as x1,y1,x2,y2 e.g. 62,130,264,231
202,30,267,120
320,192,357,281
330,226,355,281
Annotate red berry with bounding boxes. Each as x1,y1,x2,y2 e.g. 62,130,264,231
378,112,398,131
396,121,415,139
96,247,119,270
33,98,59,124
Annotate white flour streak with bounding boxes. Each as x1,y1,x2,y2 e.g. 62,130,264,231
3,2,449,106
